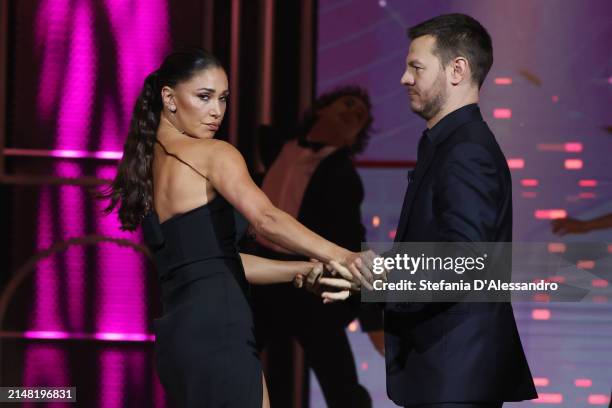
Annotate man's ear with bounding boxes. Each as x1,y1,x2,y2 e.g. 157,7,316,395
449,56,470,86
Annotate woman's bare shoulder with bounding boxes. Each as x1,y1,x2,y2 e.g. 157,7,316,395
193,138,244,167
163,137,239,169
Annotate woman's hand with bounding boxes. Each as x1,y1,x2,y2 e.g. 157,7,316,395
294,261,359,303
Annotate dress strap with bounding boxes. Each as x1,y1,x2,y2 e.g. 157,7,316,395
155,139,209,181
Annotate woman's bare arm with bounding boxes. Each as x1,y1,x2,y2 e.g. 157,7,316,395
201,140,353,264
239,253,312,285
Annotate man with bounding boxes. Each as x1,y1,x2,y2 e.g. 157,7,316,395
384,14,538,408
250,87,384,408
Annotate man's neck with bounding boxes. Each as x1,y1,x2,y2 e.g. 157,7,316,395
426,92,479,129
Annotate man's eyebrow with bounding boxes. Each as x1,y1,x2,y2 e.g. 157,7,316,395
407,59,424,66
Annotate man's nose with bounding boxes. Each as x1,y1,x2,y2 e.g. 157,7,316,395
401,70,414,86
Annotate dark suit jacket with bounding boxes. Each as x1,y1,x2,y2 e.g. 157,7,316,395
385,104,537,405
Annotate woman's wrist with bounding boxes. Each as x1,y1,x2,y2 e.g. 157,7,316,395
300,261,315,276
328,247,352,264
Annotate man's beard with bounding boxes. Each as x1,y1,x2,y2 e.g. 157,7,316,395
412,73,447,121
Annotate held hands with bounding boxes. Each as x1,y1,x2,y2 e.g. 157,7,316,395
341,250,381,289
294,261,359,303
293,249,381,303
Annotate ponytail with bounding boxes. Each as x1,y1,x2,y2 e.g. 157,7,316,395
101,71,161,230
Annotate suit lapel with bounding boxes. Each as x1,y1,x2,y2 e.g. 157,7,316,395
394,144,437,242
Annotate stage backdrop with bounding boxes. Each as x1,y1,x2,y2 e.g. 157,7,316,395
315,1,612,407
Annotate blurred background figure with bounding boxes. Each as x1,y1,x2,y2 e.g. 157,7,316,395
552,213,612,235
247,86,383,408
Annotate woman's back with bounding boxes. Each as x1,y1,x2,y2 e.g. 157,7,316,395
152,135,217,222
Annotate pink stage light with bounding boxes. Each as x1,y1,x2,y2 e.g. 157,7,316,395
551,95,559,103
493,108,512,119
361,362,369,371
579,179,598,187
494,77,512,85
23,345,69,400
507,158,525,169
533,393,563,404
592,279,609,288
94,332,155,342
388,229,396,239
521,178,539,187
564,159,583,169
579,192,596,199
534,209,567,220
577,260,595,269
547,243,566,253
521,191,537,198
95,166,146,335
574,378,593,388
23,331,71,340
592,295,608,304
564,142,583,152
547,276,566,284
537,143,585,155
532,309,551,320
588,394,610,405
533,377,550,387
22,331,154,342
54,149,123,159
372,216,381,227
32,0,171,406
533,294,550,302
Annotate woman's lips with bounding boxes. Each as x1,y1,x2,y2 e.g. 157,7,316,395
205,123,219,131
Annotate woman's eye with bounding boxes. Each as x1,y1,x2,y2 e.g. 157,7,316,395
220,95,228,102
198,94,210,101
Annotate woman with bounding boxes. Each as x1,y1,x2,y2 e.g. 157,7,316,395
252,87,384,407
102,48,363,407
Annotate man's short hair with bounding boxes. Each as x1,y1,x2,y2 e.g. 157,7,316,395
408,13,493,88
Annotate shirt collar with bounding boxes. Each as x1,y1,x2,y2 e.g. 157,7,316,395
424,103,483,146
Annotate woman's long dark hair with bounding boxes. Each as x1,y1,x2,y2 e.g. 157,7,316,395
101,48,222,230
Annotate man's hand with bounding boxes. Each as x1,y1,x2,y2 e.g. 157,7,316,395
339,250,376,290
